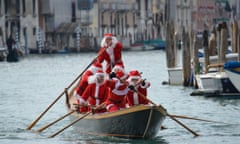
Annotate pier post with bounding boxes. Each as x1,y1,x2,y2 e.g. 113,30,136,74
203,29,209,73
231,19,238,53
182,27,191,86
219,22,228,68
165,21,176,68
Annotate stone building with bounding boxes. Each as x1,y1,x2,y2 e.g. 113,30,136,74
0,0,168,53
0,0,39,54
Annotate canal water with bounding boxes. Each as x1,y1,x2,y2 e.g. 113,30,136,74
0,50,240,144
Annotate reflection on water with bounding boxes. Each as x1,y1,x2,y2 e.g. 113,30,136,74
0,51,240,144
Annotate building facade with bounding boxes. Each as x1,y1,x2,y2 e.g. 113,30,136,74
0,0,237,53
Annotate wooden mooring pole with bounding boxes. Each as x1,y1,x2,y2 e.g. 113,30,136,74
182,27,191,86
219,22,228,70
165,21,177,68
231,19,238,53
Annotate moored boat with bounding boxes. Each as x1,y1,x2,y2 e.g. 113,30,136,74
195,71,238,94
66,89,167,139
224,61,240,92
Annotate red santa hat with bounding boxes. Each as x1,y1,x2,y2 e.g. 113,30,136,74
89,62,103,73
128,70,142,80
101,33,118,47
104,33,113,38
112,64,124,73
116,71,128,80
95,69,105,78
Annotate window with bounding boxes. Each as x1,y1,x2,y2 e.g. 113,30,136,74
4,0,7,14
33,27,36,35
22,0,26,14
16,0,20,14
71,2,76,22
0,0,1,15
32,0,36,16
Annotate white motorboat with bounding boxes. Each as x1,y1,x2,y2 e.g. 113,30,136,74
224,61,240,92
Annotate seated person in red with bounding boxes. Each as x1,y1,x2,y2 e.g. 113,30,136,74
73,62,103,101
96,33,124,74
78,70,108,113
105,71,129,112
126,70,151,107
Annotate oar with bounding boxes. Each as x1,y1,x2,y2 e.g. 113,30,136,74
26,48,106,130
49,111,91,138
48,102,105,138
36,110,75,132
130,88,200,137
170,114,228,124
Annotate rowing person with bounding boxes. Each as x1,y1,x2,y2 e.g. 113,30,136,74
78,70,108,113
96,33,125,74
105,70,129,112
126,70,151,107
72,62,103,111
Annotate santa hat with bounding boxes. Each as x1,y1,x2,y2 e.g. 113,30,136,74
88,69,105,84
104,33,113,38
101,33,118,47
112,64,124,73
89,62,103,73
128,70,142,80
116,71,128,80
95,69,105,78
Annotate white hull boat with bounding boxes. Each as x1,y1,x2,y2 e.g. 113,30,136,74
224,61,240,92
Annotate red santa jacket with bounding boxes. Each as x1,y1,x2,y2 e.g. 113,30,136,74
75,71,93,97
97,42,124,73
126,82,150,106
105,78,129,109
75,63,102,98
81,77,109,106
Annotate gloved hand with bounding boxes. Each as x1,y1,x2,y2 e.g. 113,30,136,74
128,85,135,91
141,79,146,86
109,72,116,79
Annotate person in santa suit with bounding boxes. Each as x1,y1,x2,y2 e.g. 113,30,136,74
96,33,124,74
105,70,129,112
111,63,125,73
78,70,108,113
72,62,103,111
126,70,151,107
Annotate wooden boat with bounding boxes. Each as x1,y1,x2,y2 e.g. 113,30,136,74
66,89,167,139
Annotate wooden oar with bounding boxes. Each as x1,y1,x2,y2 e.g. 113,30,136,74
170,114,228,124
36,110,75,132
49,111,91,138
26,48,106,130
48,102,105,138
130,88,200,137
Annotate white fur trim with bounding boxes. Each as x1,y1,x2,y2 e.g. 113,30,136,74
73,90,81,99
129,76,141,80
88,66,101,74
120,74,128,80
101,36,118,48
88,75,97,84
112,65,124,73
106,46,115,63
133,92,139,105
106,104,114,110
96,72,105,78
79,97,87,105
88,75,105,85
112,82,128,95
